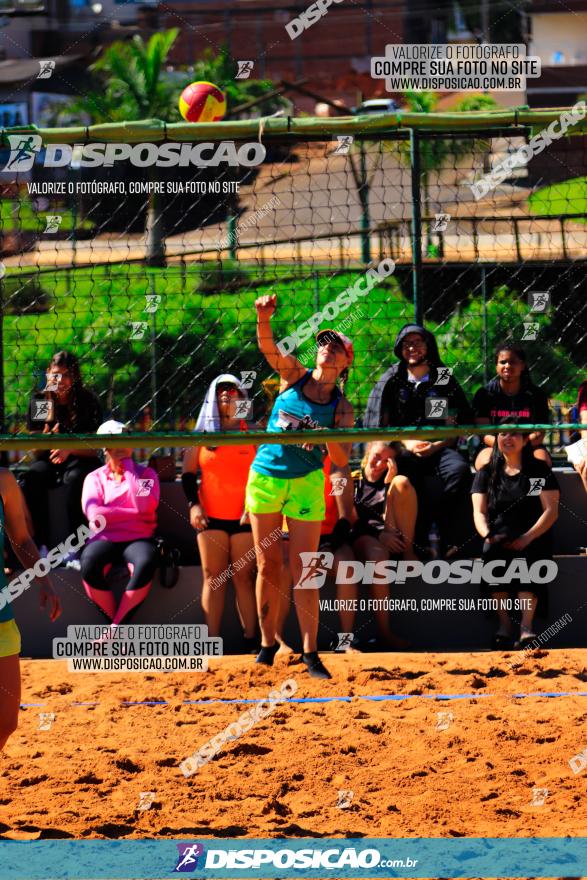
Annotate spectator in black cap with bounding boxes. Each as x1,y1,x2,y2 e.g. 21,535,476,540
364,324,473,555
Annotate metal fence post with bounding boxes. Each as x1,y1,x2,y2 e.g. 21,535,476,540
0,275,5,465
410,128,423,325
359,142,371,265
149,274,158,422
481,265,488,384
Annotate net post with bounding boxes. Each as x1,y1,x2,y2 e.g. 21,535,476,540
149,274,158,422
560,217,568,258
409,128,423,325
481,266,488,384
0,273,5,467
359,141,371,265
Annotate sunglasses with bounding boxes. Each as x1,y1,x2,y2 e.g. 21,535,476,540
317,335,344,349
217,384,239,395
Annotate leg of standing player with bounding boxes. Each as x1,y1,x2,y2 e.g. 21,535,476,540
197,529,230,638
287,518,323,653
0,653,20,751
229,531,257,640
249,512,284,651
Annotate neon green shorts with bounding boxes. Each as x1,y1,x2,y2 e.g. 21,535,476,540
246,469,325,521
0,619,21,658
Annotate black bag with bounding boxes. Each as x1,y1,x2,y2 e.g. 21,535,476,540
154,535,181,589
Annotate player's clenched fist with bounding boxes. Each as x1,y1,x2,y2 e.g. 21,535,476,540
255,294,276,318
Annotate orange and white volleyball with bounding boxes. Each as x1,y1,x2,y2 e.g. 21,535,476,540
178,81,227,123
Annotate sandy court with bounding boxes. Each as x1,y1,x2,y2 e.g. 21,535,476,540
1,649,587,844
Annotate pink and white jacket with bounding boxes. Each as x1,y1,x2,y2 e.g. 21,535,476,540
81,458,160,543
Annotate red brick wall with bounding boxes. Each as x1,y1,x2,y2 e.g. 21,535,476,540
165,1,405,112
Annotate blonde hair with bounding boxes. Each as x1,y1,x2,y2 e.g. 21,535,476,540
361,441,394,470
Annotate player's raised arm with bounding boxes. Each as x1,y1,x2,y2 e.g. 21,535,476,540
255,295,306,387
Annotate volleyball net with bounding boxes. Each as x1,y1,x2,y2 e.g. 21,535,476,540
0,109,586,455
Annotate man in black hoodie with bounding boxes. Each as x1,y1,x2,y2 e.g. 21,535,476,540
364,324,474,552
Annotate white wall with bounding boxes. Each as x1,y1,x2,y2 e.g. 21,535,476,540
530,12,587,66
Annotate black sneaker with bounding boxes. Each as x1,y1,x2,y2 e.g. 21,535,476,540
243,635,259,655
302,652,332,680
256,644,279,666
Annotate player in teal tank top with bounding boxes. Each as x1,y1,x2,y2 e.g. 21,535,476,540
246,294,354,680
0,469,60,751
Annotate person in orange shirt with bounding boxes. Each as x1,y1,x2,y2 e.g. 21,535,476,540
182,375,257,646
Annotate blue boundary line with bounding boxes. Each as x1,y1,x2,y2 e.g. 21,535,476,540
20,690,587,708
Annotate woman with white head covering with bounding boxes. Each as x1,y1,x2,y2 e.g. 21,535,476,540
182,375,258,648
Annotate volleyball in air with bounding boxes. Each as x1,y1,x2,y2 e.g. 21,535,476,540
179,81,227,123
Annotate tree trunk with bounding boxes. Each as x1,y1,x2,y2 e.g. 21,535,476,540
146,174,166,268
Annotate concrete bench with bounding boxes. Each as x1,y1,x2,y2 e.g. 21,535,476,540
15,556,587,657
41,467,587,557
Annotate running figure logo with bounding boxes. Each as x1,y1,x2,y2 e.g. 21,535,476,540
434,367,453,386
31,400,54,422
530,787,549,806
37,60,55,79
425,398,448,419
235,60,254,79
231,399,253,419
130,322,147,340
527,477,546,496
432,212,451,232
522,322,539,341
144,294,161,313
336,789,354,809
3,134,42,172
296,552,333,589
435,711,454,731
44,215,63,233
38,712,56,731
175,843,205,872
333,135,354,155
137,479,155,497
329,476,347,496
335,632,354,651
528,291,550,313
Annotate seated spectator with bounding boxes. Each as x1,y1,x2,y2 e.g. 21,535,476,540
473,343,551,470
471,420,559,650
575,458,587,495
317,455,355,646
182,375,257,647
326,442,417,651
364,324,473,554
20,352,102,567
80,421,160,633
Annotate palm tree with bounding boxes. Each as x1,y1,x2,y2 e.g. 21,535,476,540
73,36,285,267
85,30,179,266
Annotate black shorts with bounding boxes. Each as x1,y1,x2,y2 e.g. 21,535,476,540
349,522,383,543
203,517,252,536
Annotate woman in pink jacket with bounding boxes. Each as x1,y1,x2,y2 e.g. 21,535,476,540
80,421,160,630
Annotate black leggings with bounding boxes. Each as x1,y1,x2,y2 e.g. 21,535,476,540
20,455,101,546
81,539,157,591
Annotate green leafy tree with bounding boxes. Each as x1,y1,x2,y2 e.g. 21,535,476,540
436,285,578,400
